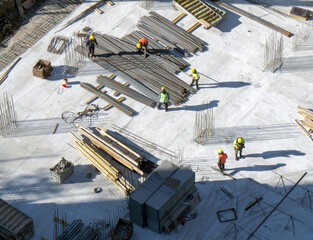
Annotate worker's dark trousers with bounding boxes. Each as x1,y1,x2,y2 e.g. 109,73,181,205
234,148,243,160
157,102,168,111
88,46,95,57
190,78,199,90
218,163,225,172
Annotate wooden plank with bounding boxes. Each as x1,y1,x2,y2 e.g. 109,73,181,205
187,22,201,32
297,106,313,120
199,18,211,29
172,13,186,24
295,119,313,141
52,123,59,134
213,0,292,37
103,96,125,110
94,8,103,14
0,57,22,86
289,6,311,21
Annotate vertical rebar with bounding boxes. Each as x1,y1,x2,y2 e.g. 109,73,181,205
263,31,283,72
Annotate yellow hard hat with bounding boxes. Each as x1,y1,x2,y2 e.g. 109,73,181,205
218,149,223,154
191,69,196,73
238,138,243,143
89,35,95,40
161,87,165,91
137,43,142,49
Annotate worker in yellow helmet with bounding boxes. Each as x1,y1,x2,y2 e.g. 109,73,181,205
189,68,200,90
137,38,148,54
234,137,245,160
217,149,228,172
157,87,170,112
85,34,98,58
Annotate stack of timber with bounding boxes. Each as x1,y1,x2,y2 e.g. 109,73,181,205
0,198,34,240
72,129,136,195
173,0,226,29
296,106,313,141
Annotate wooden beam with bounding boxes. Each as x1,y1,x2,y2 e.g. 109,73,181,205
295,119,313,141
172,13,186,24
0,57,22,85
213,0,292,37
187,22,201,32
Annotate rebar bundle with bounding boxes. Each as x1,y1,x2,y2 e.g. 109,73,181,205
56,220,84,240
292,23,313,50
0,92,18,138
96,75,156,108
263,31,283,72
47,36,69,54
193,102,214,145
64,33,86,75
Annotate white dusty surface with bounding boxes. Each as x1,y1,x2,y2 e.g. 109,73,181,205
1,0,313,239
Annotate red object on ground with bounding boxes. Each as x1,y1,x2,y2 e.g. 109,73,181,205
62,84,68,88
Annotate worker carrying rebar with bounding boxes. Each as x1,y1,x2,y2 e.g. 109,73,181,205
157,87,170,112
234,137,245,160
137,38,148,54
85,35,98,58
189,69,200,90
218,149,228,172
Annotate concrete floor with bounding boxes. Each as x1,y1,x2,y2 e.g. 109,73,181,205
1,0,313,239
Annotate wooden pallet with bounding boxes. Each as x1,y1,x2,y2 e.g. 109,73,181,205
173,0,226,29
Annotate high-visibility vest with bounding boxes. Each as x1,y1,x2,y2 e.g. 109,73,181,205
138,38,148,47
192,71,200,80
160,92,169,103
219,153,227,164
234,138,245,149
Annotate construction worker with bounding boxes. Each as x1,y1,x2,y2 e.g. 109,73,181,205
85,35,98,57
157,87,170,112
137,37,148,54
234,137,245,160
189,69,200,90
217,149,228,172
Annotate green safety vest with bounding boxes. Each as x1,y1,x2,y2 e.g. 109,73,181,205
192,72,200,80
234,138,245,149
160,92,169,103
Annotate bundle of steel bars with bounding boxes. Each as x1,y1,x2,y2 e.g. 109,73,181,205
80,82,137,116
56,220,83,240
0,92,18,138
138,12,206,53
96,75,156,108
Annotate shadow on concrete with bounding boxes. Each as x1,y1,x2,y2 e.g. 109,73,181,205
169,100,219,112
48,65,78,81
199,81,251,88
227,163,286,175
244,150,305,159
280,56,313,73
214,6,242,32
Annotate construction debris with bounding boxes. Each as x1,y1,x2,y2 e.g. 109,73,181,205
289,7,312,21
50,157,74,183
33,59,53,79
0,198,34,240
173,0,226,29
112,218,133,240
47,36,69,54
0,92,18,138
295,106,313,141
264,31,283,72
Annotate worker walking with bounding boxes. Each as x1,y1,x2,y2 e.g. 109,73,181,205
217,149,228,172
137,37,148,54
85,35,98,58
189,69,200,90
234,137,245,160
157,87,170,112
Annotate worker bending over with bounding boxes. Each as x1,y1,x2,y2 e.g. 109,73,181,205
85,35,98,58
234,137,245,160
189,69,200,90
217,149,228,172
157,87,170,112
137,38,148,54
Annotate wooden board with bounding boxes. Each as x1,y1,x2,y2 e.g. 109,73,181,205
289,6,311,21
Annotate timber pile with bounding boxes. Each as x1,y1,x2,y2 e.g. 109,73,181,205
72,124,157,194
295,106,313,141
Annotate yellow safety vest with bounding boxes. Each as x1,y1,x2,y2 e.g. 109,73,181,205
160,92,169,103
192,72,200,80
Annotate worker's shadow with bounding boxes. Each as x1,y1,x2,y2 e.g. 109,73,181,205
199,81,251,88
169,100,219,112
243,150,305,159
47,65,78,81
227,163,286,175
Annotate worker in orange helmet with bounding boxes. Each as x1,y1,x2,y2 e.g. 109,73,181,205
217,149,228,172
137,37,148,54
